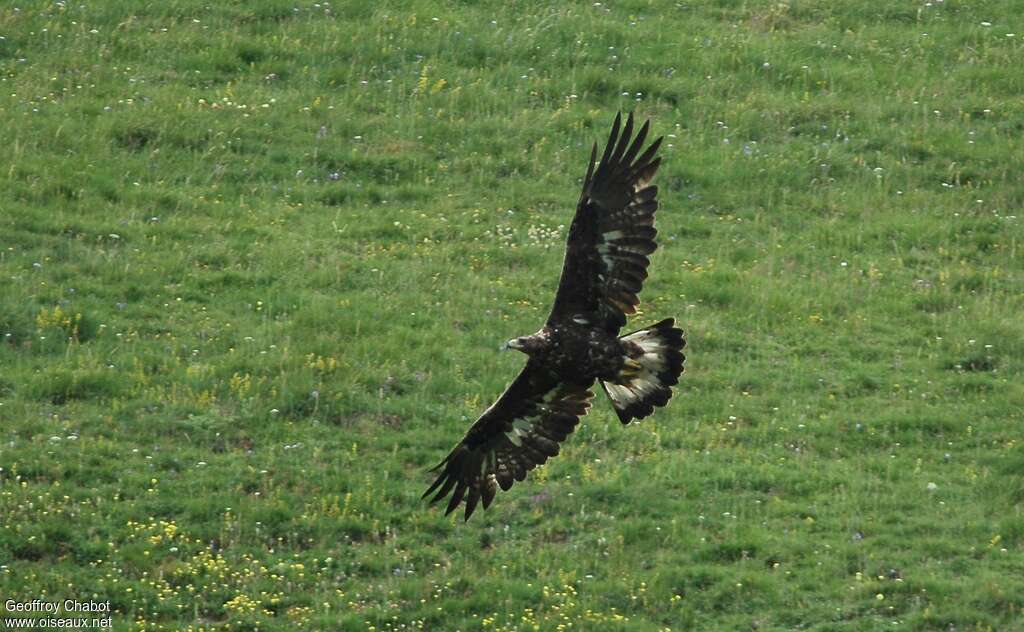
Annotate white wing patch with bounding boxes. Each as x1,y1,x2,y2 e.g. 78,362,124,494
604,372,661,405
505,413,537,446
606,328,671,405
623,328,669,374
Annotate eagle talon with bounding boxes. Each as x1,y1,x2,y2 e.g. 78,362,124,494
620,358,643,378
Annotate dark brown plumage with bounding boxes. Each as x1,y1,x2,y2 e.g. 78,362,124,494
424,113,686,521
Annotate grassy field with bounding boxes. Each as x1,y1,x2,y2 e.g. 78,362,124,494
1,0,1022,629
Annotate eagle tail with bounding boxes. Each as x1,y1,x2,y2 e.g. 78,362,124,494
601,318,685,424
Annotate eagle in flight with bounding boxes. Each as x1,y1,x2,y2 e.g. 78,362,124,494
424,113,686,520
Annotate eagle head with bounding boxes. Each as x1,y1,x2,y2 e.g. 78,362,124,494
501,334,545,355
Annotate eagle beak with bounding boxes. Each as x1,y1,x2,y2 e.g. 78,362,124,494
500,341,511,352
502,338,524,352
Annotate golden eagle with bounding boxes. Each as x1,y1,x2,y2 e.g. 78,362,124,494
424,113,685,520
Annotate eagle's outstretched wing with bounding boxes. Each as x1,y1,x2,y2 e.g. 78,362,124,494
548,112,664,332
423,364,593,521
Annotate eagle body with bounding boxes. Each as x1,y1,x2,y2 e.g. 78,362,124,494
513,322,626,384
424,113,687,520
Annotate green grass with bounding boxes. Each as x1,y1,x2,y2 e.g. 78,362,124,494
1,0,1022,629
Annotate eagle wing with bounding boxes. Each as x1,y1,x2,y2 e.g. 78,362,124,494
423,363,594,521
548,112,664,332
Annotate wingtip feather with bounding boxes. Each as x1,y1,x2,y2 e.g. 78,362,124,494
621,119,651,167
610,112,635,165
599,112,622,168
445,483,467,516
